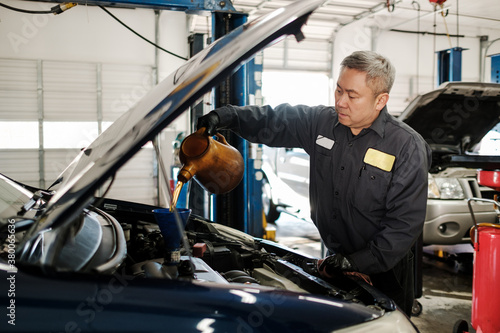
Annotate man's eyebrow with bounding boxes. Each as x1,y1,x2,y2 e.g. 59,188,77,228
337,84,360,95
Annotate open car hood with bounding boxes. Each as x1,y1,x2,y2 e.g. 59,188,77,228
19,0,326,265
399,81,500,171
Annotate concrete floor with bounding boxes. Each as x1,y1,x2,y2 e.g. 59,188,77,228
274,214,476,333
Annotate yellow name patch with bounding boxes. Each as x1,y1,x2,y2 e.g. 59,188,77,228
363,148,395,172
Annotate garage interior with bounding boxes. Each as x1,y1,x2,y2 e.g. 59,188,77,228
1,0,500,332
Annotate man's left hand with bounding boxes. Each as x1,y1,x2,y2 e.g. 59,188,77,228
318,253,356,278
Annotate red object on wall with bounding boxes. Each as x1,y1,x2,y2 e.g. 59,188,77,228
471,225,500,332
429,0,447,5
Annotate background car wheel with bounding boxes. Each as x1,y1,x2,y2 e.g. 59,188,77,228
411,300,422,317
262,177,280,223
452,319,469,333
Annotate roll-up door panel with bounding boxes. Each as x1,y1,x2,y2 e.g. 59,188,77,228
44,148,81,185
0,149,39,187
102,63,154,122
105,147,156,205
43,61,97,121
0,59,38,120
1,58,157,204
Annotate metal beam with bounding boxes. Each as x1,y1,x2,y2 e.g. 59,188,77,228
64,0,236,13
37,60,45,190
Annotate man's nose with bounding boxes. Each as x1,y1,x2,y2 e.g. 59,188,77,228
336,93,348,108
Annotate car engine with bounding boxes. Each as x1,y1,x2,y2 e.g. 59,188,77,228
98,199,387,310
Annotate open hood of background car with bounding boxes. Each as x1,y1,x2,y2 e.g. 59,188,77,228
19,0,327,266
399,81,500,171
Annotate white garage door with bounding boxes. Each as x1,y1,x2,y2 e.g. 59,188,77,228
0,58,158,205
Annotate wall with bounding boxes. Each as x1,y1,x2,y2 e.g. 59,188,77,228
2,1,155,63
0,0,190,89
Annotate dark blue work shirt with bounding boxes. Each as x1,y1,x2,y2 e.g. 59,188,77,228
215,104,432,274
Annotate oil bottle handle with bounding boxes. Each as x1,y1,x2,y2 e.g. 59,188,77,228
214,133,229,145
196,127,228,145
195,127,207,136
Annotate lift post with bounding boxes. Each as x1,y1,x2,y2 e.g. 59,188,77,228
436,47,467,86
211,12,263,237
490,53,500,83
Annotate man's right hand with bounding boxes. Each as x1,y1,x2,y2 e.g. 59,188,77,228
196,111,220,136
317,253,355,278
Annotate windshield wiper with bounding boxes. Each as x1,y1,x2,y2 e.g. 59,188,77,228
17,190,54,216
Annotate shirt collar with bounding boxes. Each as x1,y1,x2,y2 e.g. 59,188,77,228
369,106,388,138
333,106,388,139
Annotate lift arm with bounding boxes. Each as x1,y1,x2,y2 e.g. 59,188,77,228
50,0,235,13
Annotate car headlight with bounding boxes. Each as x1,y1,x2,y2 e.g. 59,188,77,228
428,176,465,199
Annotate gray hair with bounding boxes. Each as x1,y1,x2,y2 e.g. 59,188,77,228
340,51,395,95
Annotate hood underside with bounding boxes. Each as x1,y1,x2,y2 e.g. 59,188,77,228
399,81,500,171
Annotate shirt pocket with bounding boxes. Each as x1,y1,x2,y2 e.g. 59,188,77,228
354,164,392,213
312,146,333,192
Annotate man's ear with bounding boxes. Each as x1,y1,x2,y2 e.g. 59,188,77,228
375,93,389,112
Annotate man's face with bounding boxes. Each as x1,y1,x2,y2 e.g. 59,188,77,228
335,67,388,135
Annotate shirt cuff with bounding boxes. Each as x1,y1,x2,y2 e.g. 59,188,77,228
214,105,236,128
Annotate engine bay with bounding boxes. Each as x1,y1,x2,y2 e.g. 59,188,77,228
98,199,391,312
0,193,391,315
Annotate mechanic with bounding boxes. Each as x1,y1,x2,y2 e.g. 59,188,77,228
197,50,432,316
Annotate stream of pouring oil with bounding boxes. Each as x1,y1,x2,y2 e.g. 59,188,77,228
170,180,185,212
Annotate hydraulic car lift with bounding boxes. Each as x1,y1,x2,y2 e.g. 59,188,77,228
436,47,466,86
31,0,264,237
211,12,264,237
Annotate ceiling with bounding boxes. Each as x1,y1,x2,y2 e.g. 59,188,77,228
230,0,500,41
186,0,500,73
221,1,500,107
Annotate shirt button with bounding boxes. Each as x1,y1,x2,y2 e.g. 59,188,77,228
334,191,339,195
340,166,345,170
371,175,376,180
348,143,353,147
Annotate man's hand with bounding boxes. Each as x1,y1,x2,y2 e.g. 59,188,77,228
196,111,220,136
317,253,356,278
301,258,319,276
